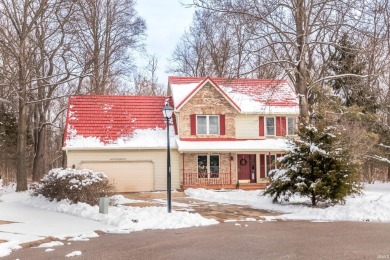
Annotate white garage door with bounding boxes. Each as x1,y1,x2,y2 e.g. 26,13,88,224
79,161,154,192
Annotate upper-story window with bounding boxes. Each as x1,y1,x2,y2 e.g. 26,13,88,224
266,117,275,136
197,115,219,135
287,117,297,135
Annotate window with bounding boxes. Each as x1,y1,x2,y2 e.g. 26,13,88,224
198,155,208,178
287,117,297,135
198,155,220,178
266,154,276,176
266,117,275,135
197,115,219,135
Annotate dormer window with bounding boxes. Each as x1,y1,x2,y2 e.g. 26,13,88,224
197,115,219,135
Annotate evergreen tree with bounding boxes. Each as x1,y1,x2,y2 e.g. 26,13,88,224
0,106,18,178
264,123,361,206
329,34,377,113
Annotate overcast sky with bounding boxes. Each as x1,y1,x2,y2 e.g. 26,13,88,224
135,1,195,85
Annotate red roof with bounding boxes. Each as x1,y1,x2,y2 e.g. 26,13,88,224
168,76,298,111
168,76,288,86
64,95,170,145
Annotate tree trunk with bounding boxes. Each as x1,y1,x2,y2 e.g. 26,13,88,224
32,124,46,181
311,191,316,206
294,0,310,122
16,97,28,191
367,163,372,184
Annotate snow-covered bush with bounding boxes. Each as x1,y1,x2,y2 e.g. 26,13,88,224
32,168,115,205
264,123,361,206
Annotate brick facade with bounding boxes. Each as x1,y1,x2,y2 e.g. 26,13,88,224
178,83,238,139
180,153,238,186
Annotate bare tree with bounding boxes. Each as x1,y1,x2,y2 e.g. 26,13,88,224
28,1,75,181
0,0,56,191
132,55,166,96
70,0,146,94
185,0,374,120
169,9,266,78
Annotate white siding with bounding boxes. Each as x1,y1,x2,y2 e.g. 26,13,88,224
235,115,261,139
66,149,180,191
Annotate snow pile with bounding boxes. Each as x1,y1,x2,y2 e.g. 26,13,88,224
27,195,218,232
66,251,82,257
37,241,64,248
0,241,21,257
65,126,177,149
186,182,390,222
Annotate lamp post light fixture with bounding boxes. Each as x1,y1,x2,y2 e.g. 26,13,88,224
162,103,174,213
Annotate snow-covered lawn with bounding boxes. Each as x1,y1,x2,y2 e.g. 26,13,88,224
0,186,216,257
186,182,390,223
0,182,389,257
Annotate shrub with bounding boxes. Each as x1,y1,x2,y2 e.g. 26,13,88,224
32,168,115,206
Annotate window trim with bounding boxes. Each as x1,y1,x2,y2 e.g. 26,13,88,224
197,154,220,178
196,115,220,135
287,117,297,136
265,117,275,136
266,154,277,177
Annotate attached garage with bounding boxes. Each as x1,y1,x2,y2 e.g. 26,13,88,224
65,149,180,192
79,161,154,192
63,95,180,192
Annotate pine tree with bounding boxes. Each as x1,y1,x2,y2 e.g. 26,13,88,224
264,123,361,206
329,34,377,113
0,106,18,180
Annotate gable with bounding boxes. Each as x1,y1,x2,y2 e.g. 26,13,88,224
169,76,299,114
172,77,241,112
180,81,240,114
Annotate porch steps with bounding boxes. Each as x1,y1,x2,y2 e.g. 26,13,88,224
180,183,267,191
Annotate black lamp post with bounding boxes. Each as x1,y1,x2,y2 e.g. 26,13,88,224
162,103,174,213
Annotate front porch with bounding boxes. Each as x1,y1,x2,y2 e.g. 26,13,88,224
180,152,274,190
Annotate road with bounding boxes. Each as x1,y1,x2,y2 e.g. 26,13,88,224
5,221,390,260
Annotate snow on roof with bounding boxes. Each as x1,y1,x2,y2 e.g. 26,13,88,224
65,126,177,149
168,76,299,114
176,138,291,152
64,95,176,149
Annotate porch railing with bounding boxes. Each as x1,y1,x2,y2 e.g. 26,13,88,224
183,172,232,186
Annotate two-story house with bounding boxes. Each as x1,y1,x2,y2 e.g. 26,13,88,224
168,76,299,189
63,76,299,192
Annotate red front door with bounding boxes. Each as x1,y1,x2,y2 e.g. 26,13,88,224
238,154,256,183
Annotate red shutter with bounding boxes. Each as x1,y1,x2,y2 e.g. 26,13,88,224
260,154,265,178
259,116,264,136
190,114,196,135
219,115,225,135
276,117,281,136
281,117,286,136
276,117,287,136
